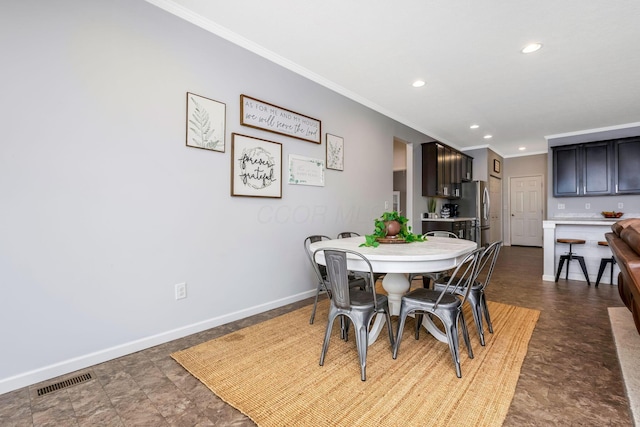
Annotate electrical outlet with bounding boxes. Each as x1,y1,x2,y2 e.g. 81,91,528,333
175,282,187,300
558,203,565,210
384,201,389,210
618,202,624,209
585,203,591,209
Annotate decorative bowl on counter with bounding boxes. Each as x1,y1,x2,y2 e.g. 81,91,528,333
602,211,624,218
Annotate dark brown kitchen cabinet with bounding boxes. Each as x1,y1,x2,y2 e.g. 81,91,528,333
552,138,636,197
614,136,640,194
422,142,470,198
582,141,613,195
553,145,580,196
461,154,473,181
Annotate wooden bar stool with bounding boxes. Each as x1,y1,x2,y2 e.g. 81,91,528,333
554,238,591,286
595,241,616,287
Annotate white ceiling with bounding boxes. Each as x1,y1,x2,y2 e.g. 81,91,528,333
149,0,640,157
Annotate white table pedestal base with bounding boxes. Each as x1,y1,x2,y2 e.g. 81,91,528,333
367,272,447,345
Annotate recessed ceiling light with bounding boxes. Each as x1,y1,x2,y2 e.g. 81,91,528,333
412,80,426,88
521,43,542,54
519,147,526,151
470,124,479,129
483,135,492,139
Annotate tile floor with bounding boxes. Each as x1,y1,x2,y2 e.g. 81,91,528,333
0,246,633,426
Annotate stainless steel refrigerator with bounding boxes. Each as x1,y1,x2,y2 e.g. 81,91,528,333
458,180,490,246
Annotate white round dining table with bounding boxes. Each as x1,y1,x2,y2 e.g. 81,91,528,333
309,235,478,344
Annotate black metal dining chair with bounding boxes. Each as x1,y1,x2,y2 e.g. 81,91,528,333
304,235,366,324
408,231,459,288
393,247,483,378
433,240,502,346
313,247,394,381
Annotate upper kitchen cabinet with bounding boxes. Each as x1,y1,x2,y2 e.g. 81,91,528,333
552,138,640,197
553,141,612,197
422,142,470,198
553,144,580,197
614,136,640,194
461,154,473,182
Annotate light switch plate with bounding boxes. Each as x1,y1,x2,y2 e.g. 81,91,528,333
558,203,565,210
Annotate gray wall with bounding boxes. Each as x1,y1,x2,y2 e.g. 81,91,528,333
0,0,433,393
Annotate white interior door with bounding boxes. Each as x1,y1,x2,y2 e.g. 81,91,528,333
510,175,543,246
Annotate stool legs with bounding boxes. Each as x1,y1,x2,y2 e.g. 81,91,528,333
555,243,591,286
595,257,616,287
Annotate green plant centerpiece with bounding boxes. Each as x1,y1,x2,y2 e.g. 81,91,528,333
360,211,425,247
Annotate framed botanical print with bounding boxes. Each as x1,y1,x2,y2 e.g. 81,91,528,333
186,92,226,152
326,133,344,171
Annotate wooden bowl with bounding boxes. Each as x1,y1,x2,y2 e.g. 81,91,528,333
602,211,624,218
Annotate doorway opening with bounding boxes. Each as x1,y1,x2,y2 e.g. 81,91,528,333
393,137,413,225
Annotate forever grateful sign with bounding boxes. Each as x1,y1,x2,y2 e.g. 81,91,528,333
240,95,321,144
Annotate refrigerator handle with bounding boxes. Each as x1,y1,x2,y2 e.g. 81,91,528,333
483,186,490,221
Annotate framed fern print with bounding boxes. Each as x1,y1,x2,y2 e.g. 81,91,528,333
186,92,226,152
326,133,344,171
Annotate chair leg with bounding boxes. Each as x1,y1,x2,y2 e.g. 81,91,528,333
480,293,493,334
319,311,337,366
354,315,370,381
576,256,591,286
383,310,395,347
596,258,608,287
611,258,616,285
461,313,474,360
555,256,566,282
467,292,485,346
414,313,423,339
309,285,321,324
393,307,410,359
441,311,463,378
340,315,350,341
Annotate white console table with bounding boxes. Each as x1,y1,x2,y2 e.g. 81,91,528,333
542,219,621,284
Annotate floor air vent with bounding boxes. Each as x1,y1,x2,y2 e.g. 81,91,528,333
36,372,93,396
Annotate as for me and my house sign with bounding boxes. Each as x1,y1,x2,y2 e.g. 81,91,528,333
240,94,321,144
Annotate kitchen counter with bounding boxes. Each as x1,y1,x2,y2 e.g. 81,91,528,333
421,215,476,222
546,218,619,225
542,219,626,284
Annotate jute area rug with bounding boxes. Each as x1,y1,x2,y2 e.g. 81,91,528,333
608,306,640,425
172,300,539,427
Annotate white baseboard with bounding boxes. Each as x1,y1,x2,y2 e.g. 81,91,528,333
0,290,316,395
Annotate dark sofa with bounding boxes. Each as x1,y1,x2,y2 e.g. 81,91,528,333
606,218,640,334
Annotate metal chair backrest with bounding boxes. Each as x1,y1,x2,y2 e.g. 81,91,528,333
433,247,484,308
476,240,502,291
424,231,459,239
337,231,360,239
313,248,377,310
304,235,331,283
